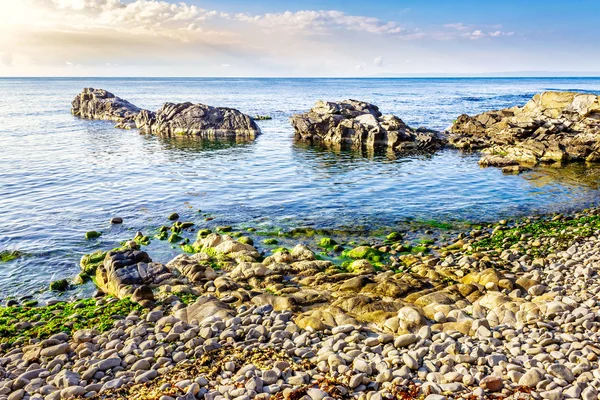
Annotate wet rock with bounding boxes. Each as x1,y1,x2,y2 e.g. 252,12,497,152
291,99,443,152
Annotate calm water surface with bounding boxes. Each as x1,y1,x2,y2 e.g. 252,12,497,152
1,77,600,301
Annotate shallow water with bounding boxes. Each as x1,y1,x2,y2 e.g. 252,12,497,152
1,77,600,301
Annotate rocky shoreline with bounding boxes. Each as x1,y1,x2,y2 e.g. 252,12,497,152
2,208,600,400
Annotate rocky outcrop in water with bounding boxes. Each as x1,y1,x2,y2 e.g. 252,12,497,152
448,91,600,168
71,88,143,129
71,88,260,139
135,102,260,140
290,100,444,152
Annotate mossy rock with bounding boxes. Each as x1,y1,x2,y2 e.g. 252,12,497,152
319,237,337,248
346,246,382,261
238,236,254,245
156,231,168,241
168,233,182,243
179,222,195,229
80,250,107,276
333,245,344,252
49,279,69,291
246,227,256,232
263,238,278,245
84,231,102,240
168,213,180,221
133,235,150,246
197,229,212,238
217,226,232,232
0,250,23,263
254,115,272,120
386,232,403,241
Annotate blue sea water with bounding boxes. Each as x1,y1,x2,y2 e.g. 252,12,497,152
1,77,600,301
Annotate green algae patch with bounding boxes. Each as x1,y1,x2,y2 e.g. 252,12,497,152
0,297,141,344
472,213,600,255
0,250,23,263
84,231,102,240
263,238,279,245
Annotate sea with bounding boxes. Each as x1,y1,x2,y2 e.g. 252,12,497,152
1,77,600,301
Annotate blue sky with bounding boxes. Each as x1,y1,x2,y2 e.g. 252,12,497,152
0,0,598,76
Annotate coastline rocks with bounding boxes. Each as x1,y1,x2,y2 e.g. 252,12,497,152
135,102,260,140
290,100,444,152
71,88,143,128
71,88,260,140
448,91,600,167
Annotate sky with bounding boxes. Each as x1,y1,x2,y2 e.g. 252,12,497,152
0,0,599,77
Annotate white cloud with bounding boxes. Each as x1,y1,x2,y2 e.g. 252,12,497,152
462,29,514,39
444,23,469,31
221,64,231,67
374,56,384,67
235,10,412,36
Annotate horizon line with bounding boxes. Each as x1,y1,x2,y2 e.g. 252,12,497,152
1,75,600,79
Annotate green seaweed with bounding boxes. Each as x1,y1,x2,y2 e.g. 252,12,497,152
0,297,141,344
263,238,279,245
0,250,23,263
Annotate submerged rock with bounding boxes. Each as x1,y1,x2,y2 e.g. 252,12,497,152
448,91,600,167
71,88,260,140
290,99,444,152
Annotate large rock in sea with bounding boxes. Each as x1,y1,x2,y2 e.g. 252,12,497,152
71,88,142,128
71,88,260,139
134,102,260,140
290,100,443,152
448,91,600,167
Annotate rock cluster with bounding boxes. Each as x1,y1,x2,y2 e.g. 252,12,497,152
290,100,444,152
71,88,260,140
448,91,600,169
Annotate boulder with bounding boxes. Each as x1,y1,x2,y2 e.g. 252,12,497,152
448,91,600,167
71,88,143,128
94,250,171,299
135,102,260,140
290,100,444,152
175,296,234,324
